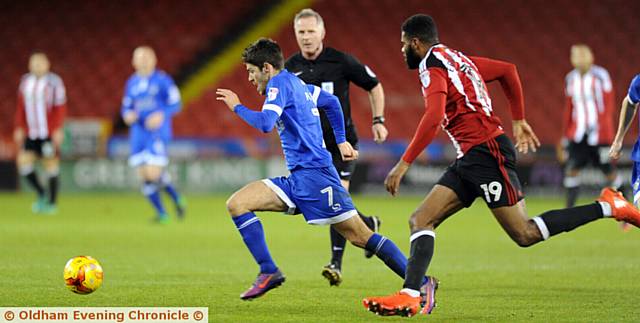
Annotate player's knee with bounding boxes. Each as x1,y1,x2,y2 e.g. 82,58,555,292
225,196,246,216
408,213,436,232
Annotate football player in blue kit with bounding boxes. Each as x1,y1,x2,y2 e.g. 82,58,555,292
121,46,186,223
216,38,435,301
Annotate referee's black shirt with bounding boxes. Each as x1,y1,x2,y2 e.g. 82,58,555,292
285,47,379,152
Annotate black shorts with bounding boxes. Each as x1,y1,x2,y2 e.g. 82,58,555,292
23,138,57,158
330,150,357,180
566,140,614,174
437,134,524,208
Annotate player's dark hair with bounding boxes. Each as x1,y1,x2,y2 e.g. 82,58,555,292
242,38,284,70
402,14,439,44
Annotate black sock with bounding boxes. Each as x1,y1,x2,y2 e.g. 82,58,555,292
566,186,579,208
403,233,434,291
48,175,59,205
358,209,374,229
537,203,604,237
24,171,45,197
329,227,346,268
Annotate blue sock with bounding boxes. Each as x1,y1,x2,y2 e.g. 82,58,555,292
232,212,277,274
160,172,181,204
142,181,166,216
365,233,408,280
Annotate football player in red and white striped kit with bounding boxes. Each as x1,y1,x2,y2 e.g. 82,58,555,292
13,52,66,214
559,44,622,207
362,14,640,317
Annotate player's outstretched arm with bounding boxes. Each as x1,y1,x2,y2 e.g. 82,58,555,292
313,86,347,144
386,70,447,196
610,97,638,159
470,56,525,121
216,88,279,133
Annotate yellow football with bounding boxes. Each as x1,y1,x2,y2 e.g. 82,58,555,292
63,256,103,294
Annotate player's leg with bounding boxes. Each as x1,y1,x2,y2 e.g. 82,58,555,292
227,179,289,300
17,141,46,213
362,184,464,316
564,141,586,207
138,164,168,222
41,155,60,214
324,156,381,284
159,169,186,218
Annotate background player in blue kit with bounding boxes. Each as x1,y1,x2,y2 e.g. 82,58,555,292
609,74,640,212
215,38,434,301
121,46,185,223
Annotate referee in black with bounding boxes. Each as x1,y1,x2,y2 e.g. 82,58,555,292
285,8,388,287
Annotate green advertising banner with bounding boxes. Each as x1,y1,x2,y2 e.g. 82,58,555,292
50,158,289,192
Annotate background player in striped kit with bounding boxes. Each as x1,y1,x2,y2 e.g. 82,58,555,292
285,8,388,285
14,52,66,214
558,44,622,207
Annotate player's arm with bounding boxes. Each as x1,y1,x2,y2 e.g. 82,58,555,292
344,54,388,143
216,89,279,133
163,77,182,116
610,75,640,159
121,82,138,126
470,56,539,153
309,85,346,143
385,67,447,196
50,78,67,147
14,88,27,145
310,85,358,161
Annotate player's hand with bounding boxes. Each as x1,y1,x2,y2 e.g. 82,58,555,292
385,160,410,196
512,120,540,154
216,89,241,111
556,142,567,163
372,123,388,144
609,139,623,160
51,128,64,147
338,142,359,161
145,111,165,130
123,110,138,125
13,128,24,146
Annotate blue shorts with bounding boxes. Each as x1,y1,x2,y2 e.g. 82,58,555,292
263,167,357,225
631,161,640,205
128,137,169,167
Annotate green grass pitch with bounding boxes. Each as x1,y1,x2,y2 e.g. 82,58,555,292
0,192,638,322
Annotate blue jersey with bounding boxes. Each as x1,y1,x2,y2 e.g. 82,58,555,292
628,74,640,161
262,70,335,170
121,69,181,141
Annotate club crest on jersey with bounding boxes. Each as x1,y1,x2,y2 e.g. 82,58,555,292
267,87,279,101
420,69,430,88
321,82,334,94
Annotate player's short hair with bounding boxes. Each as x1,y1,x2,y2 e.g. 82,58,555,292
293,8,324,29
242,38,284,70
402,14,439,44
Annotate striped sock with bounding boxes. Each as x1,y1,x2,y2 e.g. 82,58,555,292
365,233,407,279
232,212,277,274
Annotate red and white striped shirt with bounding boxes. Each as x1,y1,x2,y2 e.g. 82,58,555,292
15,72,67,140
402,44,525,163
563,65,614,145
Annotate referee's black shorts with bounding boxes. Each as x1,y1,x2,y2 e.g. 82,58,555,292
437,134,524,209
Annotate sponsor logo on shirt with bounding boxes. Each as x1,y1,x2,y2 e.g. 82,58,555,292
420,69,430,88
267,87,279,101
